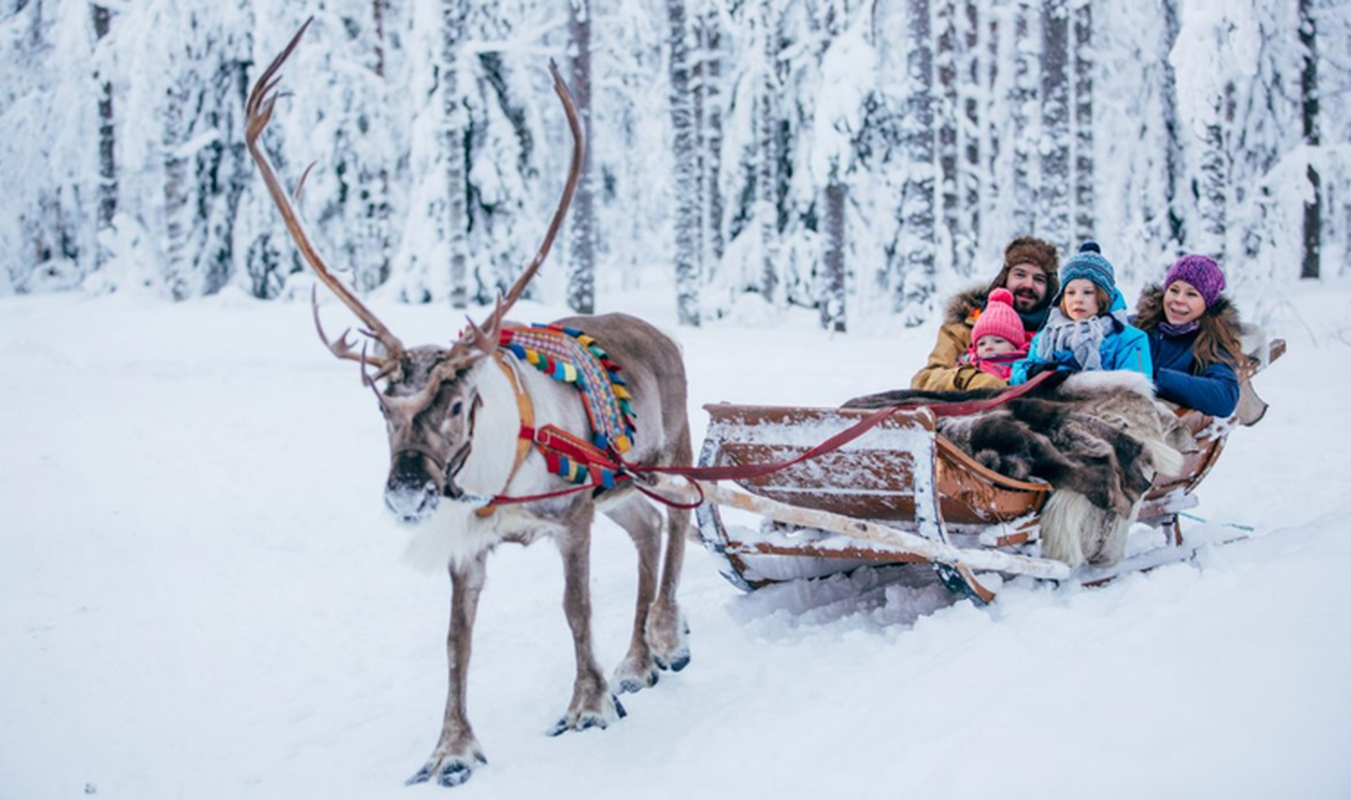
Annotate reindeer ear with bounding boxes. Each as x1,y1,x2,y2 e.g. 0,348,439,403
468,391,484,426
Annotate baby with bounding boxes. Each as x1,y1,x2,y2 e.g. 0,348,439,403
962,288,1028,383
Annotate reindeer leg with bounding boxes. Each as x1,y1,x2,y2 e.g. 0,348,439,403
549,507,626,735
602,496,662,694
408,552,488,788
647,429,691,672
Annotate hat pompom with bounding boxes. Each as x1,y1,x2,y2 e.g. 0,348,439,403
988,288,1015,307
1079,241,1101,254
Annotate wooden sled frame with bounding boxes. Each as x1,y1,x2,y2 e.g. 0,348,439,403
660,338,1285,603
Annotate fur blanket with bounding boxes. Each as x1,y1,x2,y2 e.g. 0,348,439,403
843,371,1194,567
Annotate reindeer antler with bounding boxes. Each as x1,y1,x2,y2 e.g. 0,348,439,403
473,60,586,345
245,18,405,371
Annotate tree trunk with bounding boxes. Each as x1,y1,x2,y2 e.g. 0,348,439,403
756,0,780,303
91,4,115,271
822,159,846,332
985,4,1001,254
372,0,387,78
1010,0,1036,236
1160,0,1185,249
162,72,195,300
699,1,725,270
958,0,980,275
369,0,392,288
668,0,700,325
1300,0,1321,280
567,0,596,313
1196,83,1233,259
897,0,935,324
936,0,958,270
1071,0,1094,246
442,0,470,308
1039,0,1070,252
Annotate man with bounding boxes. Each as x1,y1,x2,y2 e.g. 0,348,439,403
910,236,1060,391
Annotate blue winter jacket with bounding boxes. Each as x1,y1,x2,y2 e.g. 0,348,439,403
1146,328,1240,417
1010,290,1153,385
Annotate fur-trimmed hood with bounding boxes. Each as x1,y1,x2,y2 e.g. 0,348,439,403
1135,283,1241,335
943,283,991,325
943,282,1053,332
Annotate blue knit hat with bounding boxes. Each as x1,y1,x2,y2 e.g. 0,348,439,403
1056,241,1116,299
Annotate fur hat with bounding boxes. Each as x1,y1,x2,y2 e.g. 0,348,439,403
971,289,1026,349
1056,241,1116,298
1164,254,1226,308
996,236,1060,301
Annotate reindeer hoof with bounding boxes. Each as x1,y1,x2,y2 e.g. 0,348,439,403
655,649,690,673
547,696,626,736
614,671,657,695
612,657,660,694
406,752,487,788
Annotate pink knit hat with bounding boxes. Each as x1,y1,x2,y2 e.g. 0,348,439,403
972,289,1026,349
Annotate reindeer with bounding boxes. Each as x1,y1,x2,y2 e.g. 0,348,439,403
245,22,691,788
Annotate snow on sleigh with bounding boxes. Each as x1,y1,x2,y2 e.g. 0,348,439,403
662,336,1285,603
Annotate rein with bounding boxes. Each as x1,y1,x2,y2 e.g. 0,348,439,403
617,369,1057,484
472,356,1054,512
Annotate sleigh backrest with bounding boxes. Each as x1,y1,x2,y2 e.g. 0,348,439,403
701,403,1049,530
1144,336,1285,502
702,404,942,525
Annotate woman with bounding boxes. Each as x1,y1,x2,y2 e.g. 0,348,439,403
1133,254,1244,417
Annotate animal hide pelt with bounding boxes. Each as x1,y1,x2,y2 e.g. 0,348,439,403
843,372,1194,567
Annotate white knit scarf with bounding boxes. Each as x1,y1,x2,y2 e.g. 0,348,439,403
1036,308,1122,371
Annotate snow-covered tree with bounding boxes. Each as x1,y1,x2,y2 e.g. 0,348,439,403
1039,0,1069,252
4,0,1351,325
667,0,700,325
91,2,115,270
1070,0,1093,246
894,0,936,324
1299,0,1320,279
696,0,725,291
567,0,596,313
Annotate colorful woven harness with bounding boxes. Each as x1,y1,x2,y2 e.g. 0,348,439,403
498,324,636,490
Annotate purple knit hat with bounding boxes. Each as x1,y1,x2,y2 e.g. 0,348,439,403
1165,254,1226,308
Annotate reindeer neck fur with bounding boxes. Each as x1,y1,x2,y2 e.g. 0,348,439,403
402,351,596,573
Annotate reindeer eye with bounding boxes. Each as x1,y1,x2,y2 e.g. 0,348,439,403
450,400,464,417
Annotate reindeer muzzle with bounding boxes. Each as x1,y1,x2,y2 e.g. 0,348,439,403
385,448,446,523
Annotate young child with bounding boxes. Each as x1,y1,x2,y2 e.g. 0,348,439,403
960,288,1028,384
1132,254,1243,417
1010,242,1152,384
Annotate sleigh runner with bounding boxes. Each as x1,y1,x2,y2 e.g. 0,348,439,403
657,337,1285,602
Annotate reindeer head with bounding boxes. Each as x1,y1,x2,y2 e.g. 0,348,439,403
246,19,583,524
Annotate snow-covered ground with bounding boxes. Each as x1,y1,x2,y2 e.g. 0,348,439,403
3,280,1350,799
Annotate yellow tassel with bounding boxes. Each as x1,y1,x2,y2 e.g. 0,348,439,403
563,363,577,382
613,386,631,399
613,435,632,453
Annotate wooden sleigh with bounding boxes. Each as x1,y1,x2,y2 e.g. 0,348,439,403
652,337,1285,603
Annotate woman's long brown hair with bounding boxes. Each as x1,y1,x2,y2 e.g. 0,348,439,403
1135,297,1245,371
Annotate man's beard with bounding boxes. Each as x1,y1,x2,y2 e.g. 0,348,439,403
1012,289,1044,312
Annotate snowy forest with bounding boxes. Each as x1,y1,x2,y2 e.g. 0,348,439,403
2,0,1348,330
